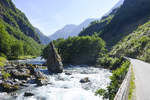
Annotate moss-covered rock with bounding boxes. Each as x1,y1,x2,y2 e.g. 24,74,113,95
0,82,19,93
10,69,30,80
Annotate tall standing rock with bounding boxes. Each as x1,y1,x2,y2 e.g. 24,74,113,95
47,42,63,73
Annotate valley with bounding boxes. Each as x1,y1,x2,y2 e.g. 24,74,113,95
0,0,150,100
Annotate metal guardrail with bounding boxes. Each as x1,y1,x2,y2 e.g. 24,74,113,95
114,65,131,100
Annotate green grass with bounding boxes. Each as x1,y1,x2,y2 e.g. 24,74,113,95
17,56,37,60
11,55,37,60
0,57,10,80
128,65,135,100
0,57,7,67
111,20,150,63
41,66,47,69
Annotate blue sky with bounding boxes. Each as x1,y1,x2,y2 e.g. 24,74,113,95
13,0,120,36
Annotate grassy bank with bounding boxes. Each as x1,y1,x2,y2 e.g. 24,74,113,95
17,56,37,60
95,58,130,100
0,57,10,80
128,65,135,100
10,55,37,60
0,57,7,67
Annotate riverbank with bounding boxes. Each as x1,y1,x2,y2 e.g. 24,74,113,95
0,62,49,94
0,57,7,67
9,56,37,60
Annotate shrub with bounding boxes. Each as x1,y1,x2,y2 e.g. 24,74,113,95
96,60,130,100
96,54,125,70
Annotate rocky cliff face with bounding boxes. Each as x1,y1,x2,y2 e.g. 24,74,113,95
47,42,63,73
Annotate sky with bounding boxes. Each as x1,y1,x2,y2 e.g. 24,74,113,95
12,0,120,36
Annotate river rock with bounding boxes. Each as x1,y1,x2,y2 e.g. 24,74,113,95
35,71,45,79
0,82,19,93
34,71,48,86
47,42,63,73
65,72,72,75
35,78,48,86
24,92,34,97
80,77,90,83
10,69,30,80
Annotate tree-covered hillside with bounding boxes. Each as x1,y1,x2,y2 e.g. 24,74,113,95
0,0,42,59
111,20,150,62
80,0,150,48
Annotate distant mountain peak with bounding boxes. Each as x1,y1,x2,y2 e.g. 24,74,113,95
49,18,95,40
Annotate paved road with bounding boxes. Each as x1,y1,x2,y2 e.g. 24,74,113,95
130,59,150,100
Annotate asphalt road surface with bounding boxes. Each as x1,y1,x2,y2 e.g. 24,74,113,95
130,58,150,100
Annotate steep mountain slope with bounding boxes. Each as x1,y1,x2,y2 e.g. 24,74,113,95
0,0,40,43
79,10,116,37
105,0,124,16
111,20,150,62
35,28,51,44
49,18,95,40
0,0,42,58
80,0,150,48
71,19,96,36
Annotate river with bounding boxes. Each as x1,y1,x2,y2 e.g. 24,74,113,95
3,57,112,100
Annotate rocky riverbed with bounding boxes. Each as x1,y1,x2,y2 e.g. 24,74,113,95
0,63,49,92
0,57,112,100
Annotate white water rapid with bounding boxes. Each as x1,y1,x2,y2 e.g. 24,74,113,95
4,58,112,100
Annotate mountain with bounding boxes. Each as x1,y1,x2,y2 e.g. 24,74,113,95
49,24,77,40
71,19,96,36
105,0,124,16
35,28,51,45
111,20,150,62
79,0,150,48
49,18,95,40
0,0,42,58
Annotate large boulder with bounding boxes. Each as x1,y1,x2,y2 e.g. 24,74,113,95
47,42,63,73
80,77,90,83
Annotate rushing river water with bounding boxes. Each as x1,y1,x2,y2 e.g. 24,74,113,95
3,57,112,100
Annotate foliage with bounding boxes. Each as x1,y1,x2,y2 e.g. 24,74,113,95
0,0,40,42
96,54,125,70
79,0,150,48
96,60,130,100
0,0,42,59
111,21,150,63
42,36,106,65
1,70,11,80
95,89,106,97
79,15,114,36
0,57,7,67
17,56,36,60
0,57,10,80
